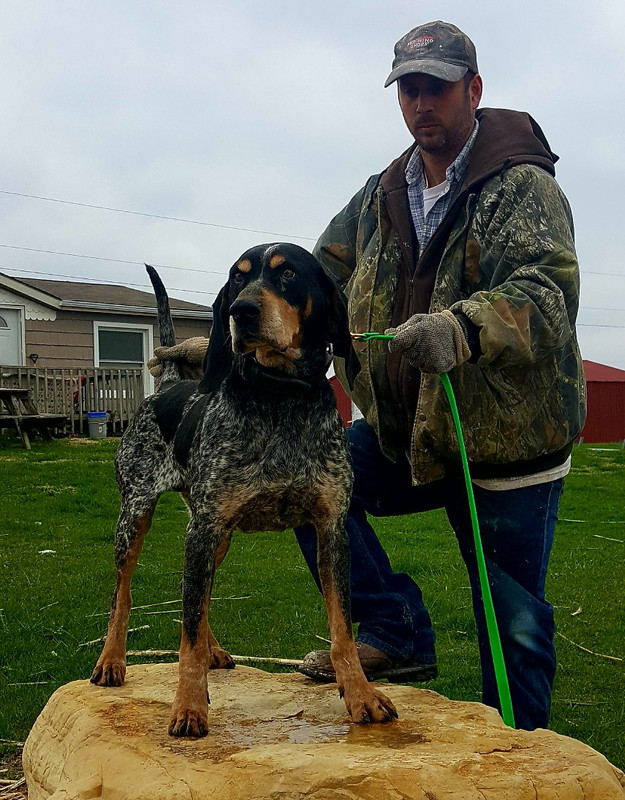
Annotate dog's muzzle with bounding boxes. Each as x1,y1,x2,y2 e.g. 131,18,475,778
230,298,261,328
230,298,262,352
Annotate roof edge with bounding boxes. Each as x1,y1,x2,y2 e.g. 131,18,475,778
0,273,62,309
60,299,212,318
583,359,625,382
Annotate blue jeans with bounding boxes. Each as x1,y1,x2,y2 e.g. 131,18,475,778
295,420,563,731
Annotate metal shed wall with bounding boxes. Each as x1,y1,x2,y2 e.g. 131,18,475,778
581,380,625,442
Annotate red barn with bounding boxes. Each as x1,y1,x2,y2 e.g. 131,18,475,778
329,375,356,426
581,360,625,443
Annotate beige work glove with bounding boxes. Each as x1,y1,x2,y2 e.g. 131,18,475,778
147,336,209,378
385,310,471,374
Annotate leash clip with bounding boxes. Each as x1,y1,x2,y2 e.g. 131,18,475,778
350,331,395,342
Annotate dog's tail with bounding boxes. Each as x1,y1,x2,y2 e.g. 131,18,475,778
146,264,176,348
146,264,183,385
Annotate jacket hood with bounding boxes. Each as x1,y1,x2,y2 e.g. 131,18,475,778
466,107,558,187
381,107,558,196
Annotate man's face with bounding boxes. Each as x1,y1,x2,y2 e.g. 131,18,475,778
398,72,482,162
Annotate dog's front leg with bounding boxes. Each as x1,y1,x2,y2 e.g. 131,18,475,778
169,513,223,737
316,518,398,724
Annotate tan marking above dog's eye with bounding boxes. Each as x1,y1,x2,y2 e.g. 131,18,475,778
269,254,286,269
236,259,252,273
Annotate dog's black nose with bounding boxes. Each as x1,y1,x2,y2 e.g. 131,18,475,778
230,299,261,323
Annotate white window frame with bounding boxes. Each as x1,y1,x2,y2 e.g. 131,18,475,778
93,321,154,396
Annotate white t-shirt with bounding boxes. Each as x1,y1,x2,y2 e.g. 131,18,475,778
472,456,571,491
422,179,450,217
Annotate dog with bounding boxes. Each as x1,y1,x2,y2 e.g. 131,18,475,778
90,243,397,735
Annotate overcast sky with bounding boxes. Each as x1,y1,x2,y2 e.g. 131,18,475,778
1,1,624,368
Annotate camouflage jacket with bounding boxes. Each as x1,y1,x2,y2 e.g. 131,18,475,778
315,108,586,485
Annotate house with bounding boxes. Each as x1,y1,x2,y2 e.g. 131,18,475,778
0,271,212,397
581,360,625,443
0,271,213,435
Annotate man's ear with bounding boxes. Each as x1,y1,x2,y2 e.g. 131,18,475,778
322,271,360,390
469,73,483,110
198,283,233,393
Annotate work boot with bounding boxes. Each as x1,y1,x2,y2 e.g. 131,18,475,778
298,641,438,683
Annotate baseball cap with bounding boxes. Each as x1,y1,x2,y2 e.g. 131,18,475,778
384,21,478,87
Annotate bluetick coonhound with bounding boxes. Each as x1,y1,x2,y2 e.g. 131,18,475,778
90,243,397,735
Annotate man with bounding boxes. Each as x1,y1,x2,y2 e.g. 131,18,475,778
293,20,585,731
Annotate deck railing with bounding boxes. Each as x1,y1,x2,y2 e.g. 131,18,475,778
0,366,145,435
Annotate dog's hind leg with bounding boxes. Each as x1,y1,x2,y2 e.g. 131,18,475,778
315,516,398,724
90,496,158,687
169,513,226,737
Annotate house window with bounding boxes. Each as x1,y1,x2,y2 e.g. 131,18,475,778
0,316,8,328
98,329,144,366
93,321,153,395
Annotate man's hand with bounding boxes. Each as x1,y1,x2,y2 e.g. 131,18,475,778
385,310,471,373
147,336,209,379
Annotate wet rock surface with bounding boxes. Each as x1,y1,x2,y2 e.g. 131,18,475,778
23,662,625,799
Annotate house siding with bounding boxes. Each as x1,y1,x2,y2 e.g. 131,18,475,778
26,315,94,366
23,311,210,368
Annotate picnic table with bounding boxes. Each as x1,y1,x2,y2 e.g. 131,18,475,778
0,387,68,449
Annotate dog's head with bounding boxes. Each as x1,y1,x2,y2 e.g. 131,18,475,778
199,243,359,393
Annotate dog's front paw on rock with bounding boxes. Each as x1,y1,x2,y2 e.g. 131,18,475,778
168,701,209,737
345,688,398,724
90,658,126,687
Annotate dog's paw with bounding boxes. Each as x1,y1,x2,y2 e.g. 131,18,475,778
90,657,126,687
208,646,235,670
168,703,209,737
343,686,398,724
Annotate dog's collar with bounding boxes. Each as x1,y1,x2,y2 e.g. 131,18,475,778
236,347,333,395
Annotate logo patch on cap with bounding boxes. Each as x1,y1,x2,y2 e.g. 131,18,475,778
406,34,435,52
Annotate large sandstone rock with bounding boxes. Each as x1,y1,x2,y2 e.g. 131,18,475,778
24,662,625,800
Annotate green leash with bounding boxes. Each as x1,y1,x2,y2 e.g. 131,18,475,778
352,332,515,728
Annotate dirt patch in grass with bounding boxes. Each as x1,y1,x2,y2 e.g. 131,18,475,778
0,748,27,799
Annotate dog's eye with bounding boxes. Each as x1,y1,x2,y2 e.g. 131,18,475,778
282,268,295,280
233,272,244,285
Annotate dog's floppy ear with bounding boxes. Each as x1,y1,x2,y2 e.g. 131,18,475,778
198,283,233,393
322,271,361,390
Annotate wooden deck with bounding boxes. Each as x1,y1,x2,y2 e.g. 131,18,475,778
0,366,145,436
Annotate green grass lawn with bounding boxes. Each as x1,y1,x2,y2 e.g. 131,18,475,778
0,434,623,772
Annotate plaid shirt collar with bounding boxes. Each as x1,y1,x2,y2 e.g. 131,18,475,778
405,119,479,255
